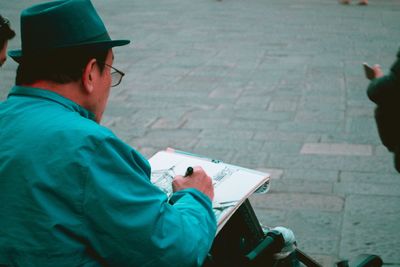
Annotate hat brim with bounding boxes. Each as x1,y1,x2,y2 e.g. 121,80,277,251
8,39,130,63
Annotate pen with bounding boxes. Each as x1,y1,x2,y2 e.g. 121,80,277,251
184,167,193,177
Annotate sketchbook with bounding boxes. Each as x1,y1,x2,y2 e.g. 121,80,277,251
148,148,271,233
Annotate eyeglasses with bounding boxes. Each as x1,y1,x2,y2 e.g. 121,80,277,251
100,62,125,87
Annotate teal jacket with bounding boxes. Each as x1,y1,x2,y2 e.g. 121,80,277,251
0,86,216,267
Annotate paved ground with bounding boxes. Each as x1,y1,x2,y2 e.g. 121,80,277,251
1,0,400,265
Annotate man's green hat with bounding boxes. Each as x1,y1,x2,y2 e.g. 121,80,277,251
8,0,130,62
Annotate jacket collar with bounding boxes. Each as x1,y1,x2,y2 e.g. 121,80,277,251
8,85,96,121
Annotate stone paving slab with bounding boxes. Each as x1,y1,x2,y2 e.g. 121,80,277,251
341,195,400,264
300,143,373,156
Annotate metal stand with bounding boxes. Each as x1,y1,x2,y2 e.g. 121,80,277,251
204,199,288,267
203,199,383,267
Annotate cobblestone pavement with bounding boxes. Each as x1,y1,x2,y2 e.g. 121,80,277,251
1,0,400,265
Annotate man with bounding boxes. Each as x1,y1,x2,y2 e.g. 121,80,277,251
0,1,216,266
0,14,15,67
366,49,400,173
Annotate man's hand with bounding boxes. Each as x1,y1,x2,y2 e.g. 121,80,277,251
172,166,214,201
372,64,384,79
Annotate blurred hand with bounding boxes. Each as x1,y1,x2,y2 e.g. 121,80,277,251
372,64,384,79
172,166,214,201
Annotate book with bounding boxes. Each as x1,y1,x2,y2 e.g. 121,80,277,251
148,148,271,233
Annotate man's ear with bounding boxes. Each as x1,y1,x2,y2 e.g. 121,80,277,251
81,58,98,94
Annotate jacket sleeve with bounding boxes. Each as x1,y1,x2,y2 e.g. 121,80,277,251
367,74,399,105
82,135,217,267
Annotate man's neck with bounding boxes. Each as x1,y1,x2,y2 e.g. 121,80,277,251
23,80,88,110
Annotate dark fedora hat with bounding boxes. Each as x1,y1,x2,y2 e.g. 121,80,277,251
8,0,130,62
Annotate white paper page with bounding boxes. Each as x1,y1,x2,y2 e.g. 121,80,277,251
149,151,226,179
213,170,265,203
